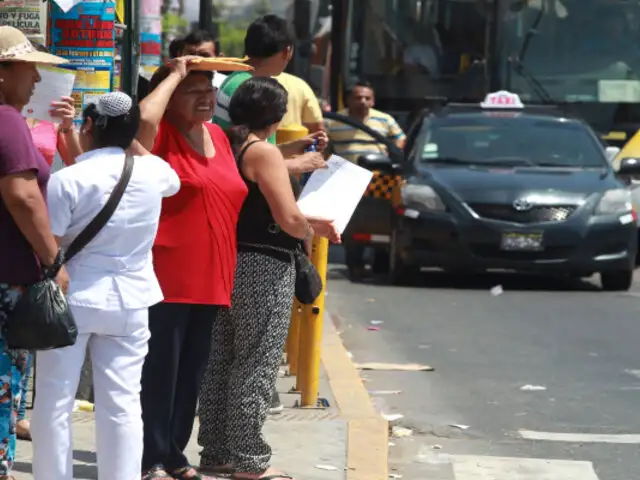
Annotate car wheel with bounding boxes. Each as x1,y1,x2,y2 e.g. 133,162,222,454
388,230,419,285
600,270,634,291
372,249,390,275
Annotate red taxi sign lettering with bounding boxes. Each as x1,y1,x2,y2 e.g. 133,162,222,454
480,90,524,109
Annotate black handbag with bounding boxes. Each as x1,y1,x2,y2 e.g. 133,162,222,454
294,245,323,305
5,155,135,350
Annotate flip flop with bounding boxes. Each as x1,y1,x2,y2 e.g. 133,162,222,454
172,466,202,480
142,466,174,480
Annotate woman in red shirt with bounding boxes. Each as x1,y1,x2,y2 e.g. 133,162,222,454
135,57,248,480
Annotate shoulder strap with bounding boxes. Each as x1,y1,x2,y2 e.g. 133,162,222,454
236,140,262,169
64,154,135,263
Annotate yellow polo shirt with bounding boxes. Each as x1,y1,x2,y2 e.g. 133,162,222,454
274,72,323,128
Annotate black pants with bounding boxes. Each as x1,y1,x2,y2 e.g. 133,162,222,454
141,302,218,471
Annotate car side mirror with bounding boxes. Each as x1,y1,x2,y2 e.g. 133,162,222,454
357,153,394,173
605,146,620,163
618,157,640,176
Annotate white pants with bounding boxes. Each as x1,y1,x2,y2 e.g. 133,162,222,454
31,305,150,480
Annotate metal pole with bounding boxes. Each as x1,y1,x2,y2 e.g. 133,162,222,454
298,237,329,407
199,0,213,33
121,0,139,97
329,0,343,111
292,0,312,81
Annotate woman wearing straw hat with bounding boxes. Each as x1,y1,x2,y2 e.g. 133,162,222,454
0,26,69,480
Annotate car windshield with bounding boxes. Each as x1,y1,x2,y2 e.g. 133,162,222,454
414,114,607,168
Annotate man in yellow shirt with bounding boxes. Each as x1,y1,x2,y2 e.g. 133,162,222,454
325,81,406,163
274,71,324,133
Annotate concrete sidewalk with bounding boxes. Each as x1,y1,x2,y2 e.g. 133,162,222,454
11,315,388,480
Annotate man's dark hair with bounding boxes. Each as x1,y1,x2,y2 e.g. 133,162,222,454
82,103,141,150
347,80,374,97
148,65,213,92
168,37,185,59
226,76,288,153
183,29,216,47
244,14,295,59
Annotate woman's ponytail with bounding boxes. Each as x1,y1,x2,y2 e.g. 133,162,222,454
225,124,250,156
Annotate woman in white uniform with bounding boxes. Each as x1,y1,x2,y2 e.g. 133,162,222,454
30,92,181,480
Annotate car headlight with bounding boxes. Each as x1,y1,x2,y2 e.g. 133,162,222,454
401,184,446,211
595,189,632,215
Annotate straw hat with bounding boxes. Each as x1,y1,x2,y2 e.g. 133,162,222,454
0,26,67,64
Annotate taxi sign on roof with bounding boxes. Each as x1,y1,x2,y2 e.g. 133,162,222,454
480,90,524,109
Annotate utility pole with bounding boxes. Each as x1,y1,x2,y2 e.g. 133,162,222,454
199,0,213,33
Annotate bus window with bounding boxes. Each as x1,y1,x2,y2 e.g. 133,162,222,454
349,0,492,119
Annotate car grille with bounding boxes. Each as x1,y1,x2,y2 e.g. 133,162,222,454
469,204,577,224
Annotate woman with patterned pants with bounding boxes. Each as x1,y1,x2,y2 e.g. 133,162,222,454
197,77,340,479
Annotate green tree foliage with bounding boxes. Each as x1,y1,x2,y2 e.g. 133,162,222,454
218,22,247,57
253,0,273,16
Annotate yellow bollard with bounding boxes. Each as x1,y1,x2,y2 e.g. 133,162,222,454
298,237,329,407
277,124,309,368
286,300,302,377
276,124,309,146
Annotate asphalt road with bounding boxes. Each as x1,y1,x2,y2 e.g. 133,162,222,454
325,247,640,480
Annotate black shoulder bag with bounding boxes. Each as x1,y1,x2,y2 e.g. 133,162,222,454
5,155,135,351
294,243,323,305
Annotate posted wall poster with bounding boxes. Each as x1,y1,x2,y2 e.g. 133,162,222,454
0,0,46,44
139,0,161,80
49,1,116,122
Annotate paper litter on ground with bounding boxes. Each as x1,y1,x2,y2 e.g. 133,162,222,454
357,362,434,372
315,464,339,471
520,384,547,391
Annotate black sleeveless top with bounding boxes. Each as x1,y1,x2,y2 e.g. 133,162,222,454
235,141,301,253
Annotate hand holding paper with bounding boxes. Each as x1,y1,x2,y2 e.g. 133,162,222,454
297,155,374,234
23,66,76,124
49,96,76,129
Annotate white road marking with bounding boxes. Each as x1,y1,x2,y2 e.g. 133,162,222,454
519,429,640,444
453,455,599,480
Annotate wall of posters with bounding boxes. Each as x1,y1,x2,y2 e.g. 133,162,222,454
49,1,116,121
0,0,46,43
139,0,162,80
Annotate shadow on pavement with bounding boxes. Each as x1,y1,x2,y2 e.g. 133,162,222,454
328,264,601,292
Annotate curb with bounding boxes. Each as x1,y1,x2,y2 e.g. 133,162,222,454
321,313,388,480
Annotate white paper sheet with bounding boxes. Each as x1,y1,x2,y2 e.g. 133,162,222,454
297,155,373,234
23,66,76,124
51,0,82,13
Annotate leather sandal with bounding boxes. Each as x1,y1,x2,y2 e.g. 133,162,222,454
142,466,174,479
171,466,202,480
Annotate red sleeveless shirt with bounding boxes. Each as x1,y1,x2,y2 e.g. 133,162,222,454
152,119,248,306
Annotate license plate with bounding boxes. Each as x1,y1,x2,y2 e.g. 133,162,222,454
500,232,544,251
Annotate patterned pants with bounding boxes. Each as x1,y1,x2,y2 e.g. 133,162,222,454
198,250,295,474
0,284,30,476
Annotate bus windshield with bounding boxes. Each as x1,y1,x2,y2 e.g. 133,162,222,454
501,0,640,105
349,0,493,118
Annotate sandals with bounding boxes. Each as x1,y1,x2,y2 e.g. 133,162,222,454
171,466,202,480
142,466,174,479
